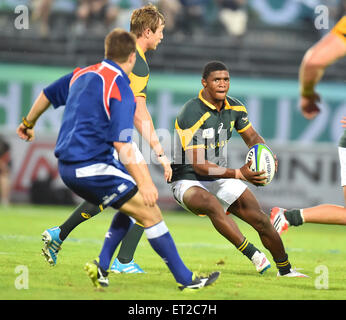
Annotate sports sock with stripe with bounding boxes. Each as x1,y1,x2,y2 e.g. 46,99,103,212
59,201,102,241
98,212,133,271
275,254,291,275
284,209,304,226
237,238,259,260
117,222,144,264
145,221,193,286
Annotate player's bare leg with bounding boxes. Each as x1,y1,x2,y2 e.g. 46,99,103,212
271,185,346,233
183,186,244,245
227,188,304,276
118,192,161,227
183,186,271,274
301,204,346,225
228,189,286,260
86,190,220,290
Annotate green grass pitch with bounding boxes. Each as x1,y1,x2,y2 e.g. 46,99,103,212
1,204,345,300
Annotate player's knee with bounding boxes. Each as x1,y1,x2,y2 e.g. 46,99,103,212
197,192,217,209
252,212,271,233
184,189,223,217
135,205,162,228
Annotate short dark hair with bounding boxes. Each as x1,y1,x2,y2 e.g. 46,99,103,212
104,28,136,63
202,61,228,79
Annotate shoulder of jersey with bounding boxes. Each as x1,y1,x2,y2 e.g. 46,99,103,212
177,98,209,127
132,51,149,77
226,95,244,106
178,97,203,116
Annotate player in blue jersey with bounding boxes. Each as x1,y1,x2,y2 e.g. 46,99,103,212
25,4,170,273
16,28,219,290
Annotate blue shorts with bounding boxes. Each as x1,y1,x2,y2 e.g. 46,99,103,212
58,158,138,209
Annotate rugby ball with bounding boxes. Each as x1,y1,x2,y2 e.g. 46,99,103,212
245,143,275,186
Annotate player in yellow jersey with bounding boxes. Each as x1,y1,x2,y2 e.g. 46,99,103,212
108,4,172,273
271,16,346,234
38,4,171,273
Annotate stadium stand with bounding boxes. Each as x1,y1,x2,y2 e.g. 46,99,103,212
0,0,345,80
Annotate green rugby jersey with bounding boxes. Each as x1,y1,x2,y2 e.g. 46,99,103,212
129,44,149,98
171,90,252,181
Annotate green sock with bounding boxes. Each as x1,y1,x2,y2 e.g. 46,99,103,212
117,223,144,264
284,209,304,226
237,238,258,260
59,201,102,241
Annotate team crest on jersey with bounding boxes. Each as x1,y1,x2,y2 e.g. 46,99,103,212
202,128,215,139
81,212,91,219
229,121,235,132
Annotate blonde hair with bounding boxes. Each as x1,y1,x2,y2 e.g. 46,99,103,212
104,28,136,63
130,4,165,38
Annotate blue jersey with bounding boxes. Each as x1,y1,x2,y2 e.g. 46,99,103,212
43,59,136,163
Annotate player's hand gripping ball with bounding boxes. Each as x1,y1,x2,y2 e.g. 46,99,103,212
245,143,276,186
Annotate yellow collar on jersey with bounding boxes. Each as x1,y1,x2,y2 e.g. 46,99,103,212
198,89,232,110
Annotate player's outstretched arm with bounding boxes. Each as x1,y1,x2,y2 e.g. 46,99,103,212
16,91,51,142
299,32,346,119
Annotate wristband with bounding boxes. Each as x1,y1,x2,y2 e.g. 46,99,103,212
22,117,35,129
300,88,315,98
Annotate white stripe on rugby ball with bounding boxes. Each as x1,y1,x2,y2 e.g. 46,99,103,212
245,143,275,186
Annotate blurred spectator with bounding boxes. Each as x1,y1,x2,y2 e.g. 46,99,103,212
109,0,143,31
75,0,119,35
31,0,54,38
176,0,215,36
342,0,346,13
216,0,248,37
156,0,182,34
0,135,11,206
74,0,153,35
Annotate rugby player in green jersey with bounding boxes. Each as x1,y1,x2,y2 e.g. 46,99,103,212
170,61,307,277
38,4,171,273
271,16,346,234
